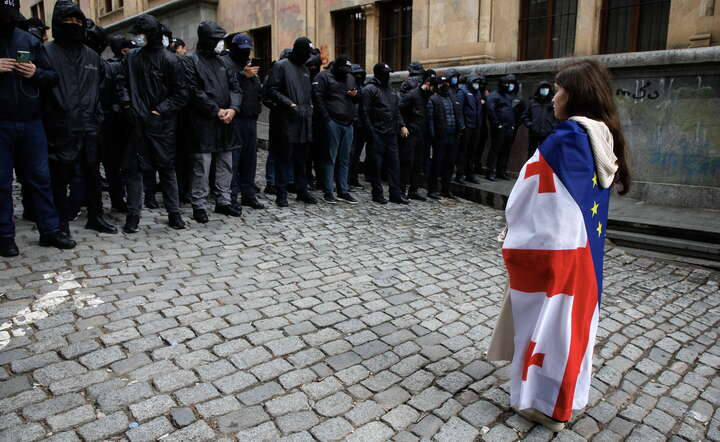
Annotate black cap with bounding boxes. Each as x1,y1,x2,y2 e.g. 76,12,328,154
0,0,23,21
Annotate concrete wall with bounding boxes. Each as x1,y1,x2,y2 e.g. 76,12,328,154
391,47,719,209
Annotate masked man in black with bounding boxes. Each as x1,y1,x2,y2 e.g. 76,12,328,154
313,55,359,204
522,80,557,158
399,72,435,201
264,36,317,207
427,75,464,200
348,63,366,189
225,33,265,210
486,73,520,181
43,1,117,236
0,0,75,256
186,21,242,223
118,14,187,233
361,63,409,205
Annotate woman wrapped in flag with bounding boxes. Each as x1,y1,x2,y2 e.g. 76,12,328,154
487,60,631,432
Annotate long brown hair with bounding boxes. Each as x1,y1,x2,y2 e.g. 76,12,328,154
555,60,631,195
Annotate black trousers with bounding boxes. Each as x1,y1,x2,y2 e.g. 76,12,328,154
429,135,459,194
457,127,483,178
349,124,367,184
399,132,425,191
274,141,309,199
231,117,259,201
49,134,102,224
528,133,546,159
368,131,402,199
100,113,127,207
487,127,515,177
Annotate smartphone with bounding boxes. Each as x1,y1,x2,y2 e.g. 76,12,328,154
16,51,31,63
250,57,262,67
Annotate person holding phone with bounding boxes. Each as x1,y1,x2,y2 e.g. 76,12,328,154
225,33,265,210
312,55,359,205
0,0,77,256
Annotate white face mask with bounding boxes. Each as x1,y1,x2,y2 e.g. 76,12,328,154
507,83,515,92
162,35,170,48
134,34,147,47
472,83,480,90
539,88,550,97
214,40,225,54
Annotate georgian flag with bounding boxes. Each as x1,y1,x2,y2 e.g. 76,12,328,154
502,120,611,421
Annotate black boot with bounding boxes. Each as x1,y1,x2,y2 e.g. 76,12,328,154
242,198,266,210
123,214,140,233
85,215,118,234
389,195,410,205
39,231,76,249
276,194,289,207
168,212,186,230
0,238,19,257
193,208,209,224
297,193,318,204
215,204,242,217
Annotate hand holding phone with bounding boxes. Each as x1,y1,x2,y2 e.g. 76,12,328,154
250,57,262,67
16,51,31,63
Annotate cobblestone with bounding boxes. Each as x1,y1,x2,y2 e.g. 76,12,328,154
1,156,718,441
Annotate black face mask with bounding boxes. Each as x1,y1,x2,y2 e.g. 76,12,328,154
55,22,85,45
438,84,450,95
230,47,250,65
332,59,351,79
375,70,389,87
289,38,312,65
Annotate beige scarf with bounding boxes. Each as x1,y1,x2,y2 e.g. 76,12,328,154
569,116,618,189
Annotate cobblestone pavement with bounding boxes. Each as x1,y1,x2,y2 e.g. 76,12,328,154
1,153,719,442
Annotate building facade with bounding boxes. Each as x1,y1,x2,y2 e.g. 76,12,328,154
21,0,720,71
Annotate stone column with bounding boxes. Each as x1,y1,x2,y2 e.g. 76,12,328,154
363,3,379,73
574,0,602,56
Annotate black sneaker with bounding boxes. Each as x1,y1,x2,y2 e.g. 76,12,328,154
298,193,318,204
0,237,19,257
372,195,388,205
168,212,186,230
337,193,359,204
85,215,118,234
215,204,243,217
123,214,140,233
241,198,266,210
408,191,427,202
323,193,338,204
389,195,410,205
193,208,209,223
39,231,76,250
427,192,442,200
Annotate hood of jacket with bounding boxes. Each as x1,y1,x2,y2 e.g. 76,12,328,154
569,116,618,188
109,35,130,58
51,1,86,45
131,14,163,48
197,20,225,51
534,80,553,100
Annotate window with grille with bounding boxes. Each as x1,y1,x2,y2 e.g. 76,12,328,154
519,0,578,60
379,0,412,72
333,8,366,65
601,0,671,53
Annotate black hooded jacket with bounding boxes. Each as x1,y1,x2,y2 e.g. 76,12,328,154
399,83,432,136
361,77,406,136
487,74,520,130
224,55,263,119
42,1,104,162
264,40,314,144
0,27,57,122
312,62,357,126
522,81,557,139
118,14,187,169
118,15,187,120
187,21,241,152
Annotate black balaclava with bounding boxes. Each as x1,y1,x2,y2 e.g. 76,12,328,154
197,21,226,54
130,14,163,49
289,37,312,65
230,46,250,65
373,63,391,87
438,76,450,96
85,19,107,54
109,35,131,58
52,1,87,46
332,56,351,80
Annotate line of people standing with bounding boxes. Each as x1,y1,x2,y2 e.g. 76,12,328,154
0,0,557,257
